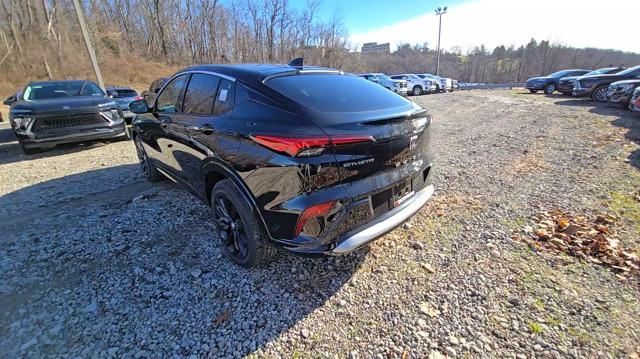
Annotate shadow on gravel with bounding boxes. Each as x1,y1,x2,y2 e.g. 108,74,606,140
0,129,128,166
0,164,366,357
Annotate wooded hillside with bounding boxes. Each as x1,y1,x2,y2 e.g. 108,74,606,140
1,0,639,96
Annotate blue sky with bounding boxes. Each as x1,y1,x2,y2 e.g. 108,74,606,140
288,0,639,53
290,0,464,33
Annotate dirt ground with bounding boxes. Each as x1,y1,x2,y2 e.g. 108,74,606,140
0,90,639,358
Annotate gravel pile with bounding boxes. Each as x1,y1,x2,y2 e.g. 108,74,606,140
1,91,639,358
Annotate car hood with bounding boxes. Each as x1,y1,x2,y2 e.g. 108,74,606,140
527,76,551,82
11,96,117,115
576,74,620,82
610,79,640,86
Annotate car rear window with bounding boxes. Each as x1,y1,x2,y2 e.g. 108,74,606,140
266,74,411,112
112,89,138,98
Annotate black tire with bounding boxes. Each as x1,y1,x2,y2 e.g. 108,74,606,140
211,179,276,268
543,83,555,95
412,86,423,96
21,144,42,155
591,85,608,102
134,135,164,182
529,89,538,94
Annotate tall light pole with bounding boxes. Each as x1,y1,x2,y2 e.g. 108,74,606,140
435,6,447,76
72,0,105,90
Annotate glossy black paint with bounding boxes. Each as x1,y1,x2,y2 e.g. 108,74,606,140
133,64,433,255
525,69,591,92
557,67,623,95
573,66,640,98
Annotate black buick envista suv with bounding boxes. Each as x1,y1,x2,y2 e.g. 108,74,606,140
129,62,434,267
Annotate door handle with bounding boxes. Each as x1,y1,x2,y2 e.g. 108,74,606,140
187,124,214,134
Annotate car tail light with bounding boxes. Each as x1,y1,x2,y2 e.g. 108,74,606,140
251,135,374,157
294,200,336,237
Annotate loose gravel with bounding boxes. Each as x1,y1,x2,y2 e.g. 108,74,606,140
1,90,639,358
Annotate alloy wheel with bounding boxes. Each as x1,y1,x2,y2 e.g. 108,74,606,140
594,88,607,102
214,193,249,260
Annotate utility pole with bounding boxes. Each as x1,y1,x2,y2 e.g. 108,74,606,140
72,0,105,90
435,6,447,76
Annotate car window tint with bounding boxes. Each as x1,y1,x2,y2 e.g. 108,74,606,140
156,75,188,113
183,74,220,114
80,82,104,96
266,74,411,112
213,79,235,116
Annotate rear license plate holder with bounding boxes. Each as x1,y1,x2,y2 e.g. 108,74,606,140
392,180,414,207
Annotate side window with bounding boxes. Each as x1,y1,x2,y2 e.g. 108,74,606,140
156,75,188,113
182,74,221,114
213,79,235,116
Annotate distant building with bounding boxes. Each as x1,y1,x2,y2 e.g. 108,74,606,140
361,42,390,54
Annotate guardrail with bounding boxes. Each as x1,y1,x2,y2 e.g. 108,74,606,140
457,83,525,90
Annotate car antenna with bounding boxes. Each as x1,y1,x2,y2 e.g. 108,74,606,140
288,57,304,68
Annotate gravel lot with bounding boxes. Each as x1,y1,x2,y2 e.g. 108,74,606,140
1,90,639,358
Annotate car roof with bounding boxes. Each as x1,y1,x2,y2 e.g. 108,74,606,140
28,80,90,86
177,63,340,87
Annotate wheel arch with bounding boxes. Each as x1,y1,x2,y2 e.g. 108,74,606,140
202,160,274,240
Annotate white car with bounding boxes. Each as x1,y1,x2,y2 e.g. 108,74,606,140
359,73,408,96
417,74,453,92
390,74,437,96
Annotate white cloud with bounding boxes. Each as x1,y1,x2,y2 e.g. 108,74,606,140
349,0,640,54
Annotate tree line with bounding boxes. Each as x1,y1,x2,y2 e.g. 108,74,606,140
1,0,639,95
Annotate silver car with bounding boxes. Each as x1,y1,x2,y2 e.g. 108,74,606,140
106,86,142,124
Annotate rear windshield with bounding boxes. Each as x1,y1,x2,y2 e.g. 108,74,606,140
111,89,138,98
266,74,411,112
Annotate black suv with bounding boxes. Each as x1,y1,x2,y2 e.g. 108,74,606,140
129,63,434,267
5,80,127,154
573,65,640,102
526,69,591,94
557,67,622,95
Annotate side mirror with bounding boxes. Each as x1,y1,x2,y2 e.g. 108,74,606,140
130,99,150,114
3,94,17,106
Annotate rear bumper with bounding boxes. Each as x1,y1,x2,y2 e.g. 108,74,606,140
331,184,434,254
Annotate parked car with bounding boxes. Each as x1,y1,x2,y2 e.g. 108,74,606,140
390,74,436,95
605,79,640,106
359,73,408,96
629,87,640,112
557,67,622,95
5,80,127,154
573,65,640,102
417,74,448,92
106,86,143,124
525,69,591,94
141,77,168,106
129,63,434,267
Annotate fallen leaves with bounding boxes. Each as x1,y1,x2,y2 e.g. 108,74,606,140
425,193,483,217
515,209,639,279
213,307,232,327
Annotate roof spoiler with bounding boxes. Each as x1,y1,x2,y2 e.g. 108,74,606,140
288,57,304,68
